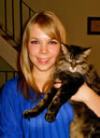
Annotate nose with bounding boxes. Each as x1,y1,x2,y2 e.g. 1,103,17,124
40,43,48,54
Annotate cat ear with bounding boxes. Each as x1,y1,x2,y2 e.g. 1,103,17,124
83,47,91,58
61,43,69,55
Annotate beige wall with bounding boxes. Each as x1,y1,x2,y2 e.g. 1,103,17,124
24,0,100,74
0,57,13,71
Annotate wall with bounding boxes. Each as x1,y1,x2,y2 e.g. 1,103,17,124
0,57,14,87
0,57,13,71
24,0,100,74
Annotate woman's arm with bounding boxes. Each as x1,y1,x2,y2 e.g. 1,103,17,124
71,83,100,117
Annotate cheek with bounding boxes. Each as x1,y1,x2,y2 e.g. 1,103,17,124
27,44,38,56
27,46,37,64
50,46,60,57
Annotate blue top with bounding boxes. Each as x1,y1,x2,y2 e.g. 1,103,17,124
0,77,74,138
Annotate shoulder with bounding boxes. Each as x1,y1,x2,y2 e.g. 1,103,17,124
0,76,37,103
0,76,21,99
0,76,30,112
4,76,19,87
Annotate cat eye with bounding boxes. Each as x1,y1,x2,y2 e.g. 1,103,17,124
76,60,81,64
76,58,85,64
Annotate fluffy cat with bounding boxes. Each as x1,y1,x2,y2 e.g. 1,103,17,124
58,44,100,138
23,44,100,137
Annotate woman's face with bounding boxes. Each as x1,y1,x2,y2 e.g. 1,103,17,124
27,24,61,73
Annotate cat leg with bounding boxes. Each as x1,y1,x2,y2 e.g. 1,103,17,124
45,72,84,122
23,87,57,118
45,89,63,122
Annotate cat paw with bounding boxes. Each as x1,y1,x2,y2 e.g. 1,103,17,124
23,109,40,118
45,113,56,122
23,111,31,119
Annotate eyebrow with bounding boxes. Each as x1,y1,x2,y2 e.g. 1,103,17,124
29,37,58,41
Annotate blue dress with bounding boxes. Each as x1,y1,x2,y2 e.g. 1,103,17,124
0,77,74,138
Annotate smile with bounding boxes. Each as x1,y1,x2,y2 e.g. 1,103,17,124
37,58,49,64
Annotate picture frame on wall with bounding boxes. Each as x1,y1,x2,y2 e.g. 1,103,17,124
87,17,100,34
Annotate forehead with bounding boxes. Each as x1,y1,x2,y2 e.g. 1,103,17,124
29,24,52,41
28,22,60,41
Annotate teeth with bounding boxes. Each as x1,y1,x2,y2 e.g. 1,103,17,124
38,58,48,64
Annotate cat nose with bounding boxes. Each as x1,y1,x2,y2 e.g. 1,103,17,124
71,63,75,69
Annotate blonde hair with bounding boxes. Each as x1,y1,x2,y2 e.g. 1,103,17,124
19,10,67,98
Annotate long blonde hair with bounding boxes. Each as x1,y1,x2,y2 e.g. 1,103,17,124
19,10,67,98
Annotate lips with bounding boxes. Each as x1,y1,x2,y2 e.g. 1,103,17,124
37,58,49,64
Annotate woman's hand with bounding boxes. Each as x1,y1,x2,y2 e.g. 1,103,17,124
71,83,89,102
71,83,100,117
54,80,100,117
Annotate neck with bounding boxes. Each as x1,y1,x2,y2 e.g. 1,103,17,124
32,68,54,93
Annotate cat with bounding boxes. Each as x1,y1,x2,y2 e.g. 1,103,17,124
23,44,100,137
47,44,100,137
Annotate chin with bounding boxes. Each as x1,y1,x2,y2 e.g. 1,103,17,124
37,65,55,72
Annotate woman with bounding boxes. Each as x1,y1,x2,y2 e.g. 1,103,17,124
0,10,100,138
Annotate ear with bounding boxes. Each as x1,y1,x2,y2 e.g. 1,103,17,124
83,47,92,58
61,43,69,55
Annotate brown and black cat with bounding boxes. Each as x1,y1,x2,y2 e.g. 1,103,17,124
57,44,100,138
24,44,100,137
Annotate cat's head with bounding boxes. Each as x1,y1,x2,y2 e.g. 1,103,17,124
61,44,91,74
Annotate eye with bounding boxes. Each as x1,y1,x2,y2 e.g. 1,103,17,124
76,59,84,64
48,40,58,45
67,57,72,63
30,40,40,45
76,60,81,63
